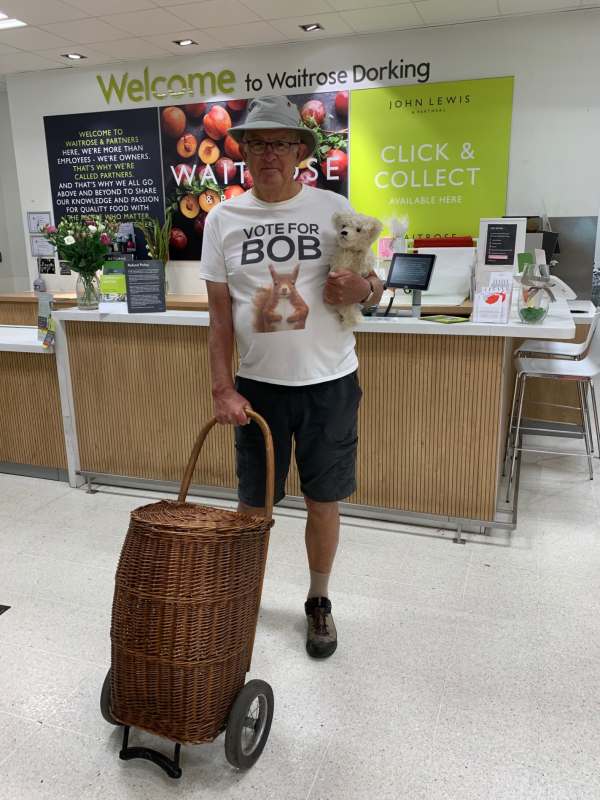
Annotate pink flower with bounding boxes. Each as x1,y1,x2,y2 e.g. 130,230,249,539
45,225,57,234
99,233,111,245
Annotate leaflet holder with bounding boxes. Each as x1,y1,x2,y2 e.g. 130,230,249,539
383,253,437,319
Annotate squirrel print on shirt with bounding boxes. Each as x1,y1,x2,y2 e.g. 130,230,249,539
253,264,309,333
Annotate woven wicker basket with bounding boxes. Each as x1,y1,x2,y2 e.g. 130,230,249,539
109,411,275,745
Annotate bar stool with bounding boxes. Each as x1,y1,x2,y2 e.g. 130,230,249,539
512,309,600,456
504,320,600,500
514,309,599,360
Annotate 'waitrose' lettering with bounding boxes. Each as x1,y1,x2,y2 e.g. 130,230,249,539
97,66,236,104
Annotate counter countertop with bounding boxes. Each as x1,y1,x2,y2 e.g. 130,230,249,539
0,325,52,353
567,299,597,324
0,292,209,310
0,293,71,303
3,292,595,326
52,298,577,339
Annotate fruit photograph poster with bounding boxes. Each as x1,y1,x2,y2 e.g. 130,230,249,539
161,92,348,260
43,76,513,262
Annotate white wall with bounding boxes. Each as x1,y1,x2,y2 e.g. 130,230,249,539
5,8,600,287
0,91,28,291
0,97,11,292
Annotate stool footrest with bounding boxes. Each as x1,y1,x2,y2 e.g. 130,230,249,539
519,418,584,439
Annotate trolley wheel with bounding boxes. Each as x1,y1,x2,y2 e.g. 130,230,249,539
100,668,119,726
225,680,274,770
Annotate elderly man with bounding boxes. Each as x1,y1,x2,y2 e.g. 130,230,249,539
199,95,383,659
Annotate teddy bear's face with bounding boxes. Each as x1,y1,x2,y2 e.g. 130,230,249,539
332,212,383,251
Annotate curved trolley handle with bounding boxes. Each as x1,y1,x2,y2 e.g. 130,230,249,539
177,410,275,521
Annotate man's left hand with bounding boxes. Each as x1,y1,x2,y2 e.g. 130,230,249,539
324,270,373,305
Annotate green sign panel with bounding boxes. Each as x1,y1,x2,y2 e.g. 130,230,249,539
349,76,514,239
101,260,126,294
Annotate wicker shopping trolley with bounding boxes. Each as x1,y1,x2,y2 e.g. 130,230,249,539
99,411,275,778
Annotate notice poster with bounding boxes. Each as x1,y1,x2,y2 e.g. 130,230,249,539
349,77,514,240
44,108,164,232
161,92,348,260
485,223,517,265
125,259,166,313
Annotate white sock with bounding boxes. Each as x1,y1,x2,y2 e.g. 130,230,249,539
308,570,330,599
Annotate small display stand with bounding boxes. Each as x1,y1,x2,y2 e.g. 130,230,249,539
472,265,513,325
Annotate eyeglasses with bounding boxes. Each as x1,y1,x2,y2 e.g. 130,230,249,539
244,139,301,155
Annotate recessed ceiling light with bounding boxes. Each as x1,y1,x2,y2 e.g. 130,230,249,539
174,39,196,46
0,17,27,29
63,53,87,60
300,23,323,32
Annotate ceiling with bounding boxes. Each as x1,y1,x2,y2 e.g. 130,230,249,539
0,0,598,86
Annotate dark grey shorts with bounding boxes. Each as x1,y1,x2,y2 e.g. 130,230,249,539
234,371,362,507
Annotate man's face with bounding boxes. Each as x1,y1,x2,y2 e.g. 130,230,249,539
240,129,308,191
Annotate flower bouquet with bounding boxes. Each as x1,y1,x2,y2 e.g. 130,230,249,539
42,216,119,309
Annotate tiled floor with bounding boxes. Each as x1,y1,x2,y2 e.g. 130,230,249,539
1,443,599,799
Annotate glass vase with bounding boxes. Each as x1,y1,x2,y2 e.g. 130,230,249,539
76,273,101,310
518,286,550,324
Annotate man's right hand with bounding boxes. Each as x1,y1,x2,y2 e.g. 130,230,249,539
213,388,252,425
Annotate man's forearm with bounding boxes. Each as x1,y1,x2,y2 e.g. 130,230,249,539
364,271,384,305
208,319,235,396
370,274,384,305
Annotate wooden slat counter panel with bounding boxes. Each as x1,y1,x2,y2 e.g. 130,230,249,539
0,352,67,468
350,333,503,519
275,334,504,519
0,297,78,326
0,303,38,326
67,321,505,521
66,321,237,488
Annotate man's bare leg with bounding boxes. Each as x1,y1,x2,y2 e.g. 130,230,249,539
304,497,339,597
303,497,339,658
238,497,340,587
239,497,340,658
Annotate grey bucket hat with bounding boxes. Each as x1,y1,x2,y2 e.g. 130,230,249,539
228,96,318,156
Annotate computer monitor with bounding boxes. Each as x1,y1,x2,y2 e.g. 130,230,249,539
386,253,436,291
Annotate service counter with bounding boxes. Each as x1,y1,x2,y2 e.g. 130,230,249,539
37,298,577,535
0,325,67,478
0,293,211,326
0,292,480,325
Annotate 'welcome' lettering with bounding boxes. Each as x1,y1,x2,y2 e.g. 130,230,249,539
96,67,237,105
96,72,128,103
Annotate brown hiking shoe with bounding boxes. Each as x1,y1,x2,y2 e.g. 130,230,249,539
304,597,337,659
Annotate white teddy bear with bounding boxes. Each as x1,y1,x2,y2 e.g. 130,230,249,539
330,211,383,328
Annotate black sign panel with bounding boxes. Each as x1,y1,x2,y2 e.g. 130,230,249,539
125,260,166,314
44,107,164,227
485,223,517,266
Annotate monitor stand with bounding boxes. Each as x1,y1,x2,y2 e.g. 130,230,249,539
411,290,422,319
372,289,424,319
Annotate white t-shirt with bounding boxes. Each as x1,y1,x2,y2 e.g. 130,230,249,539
199,185,358,386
